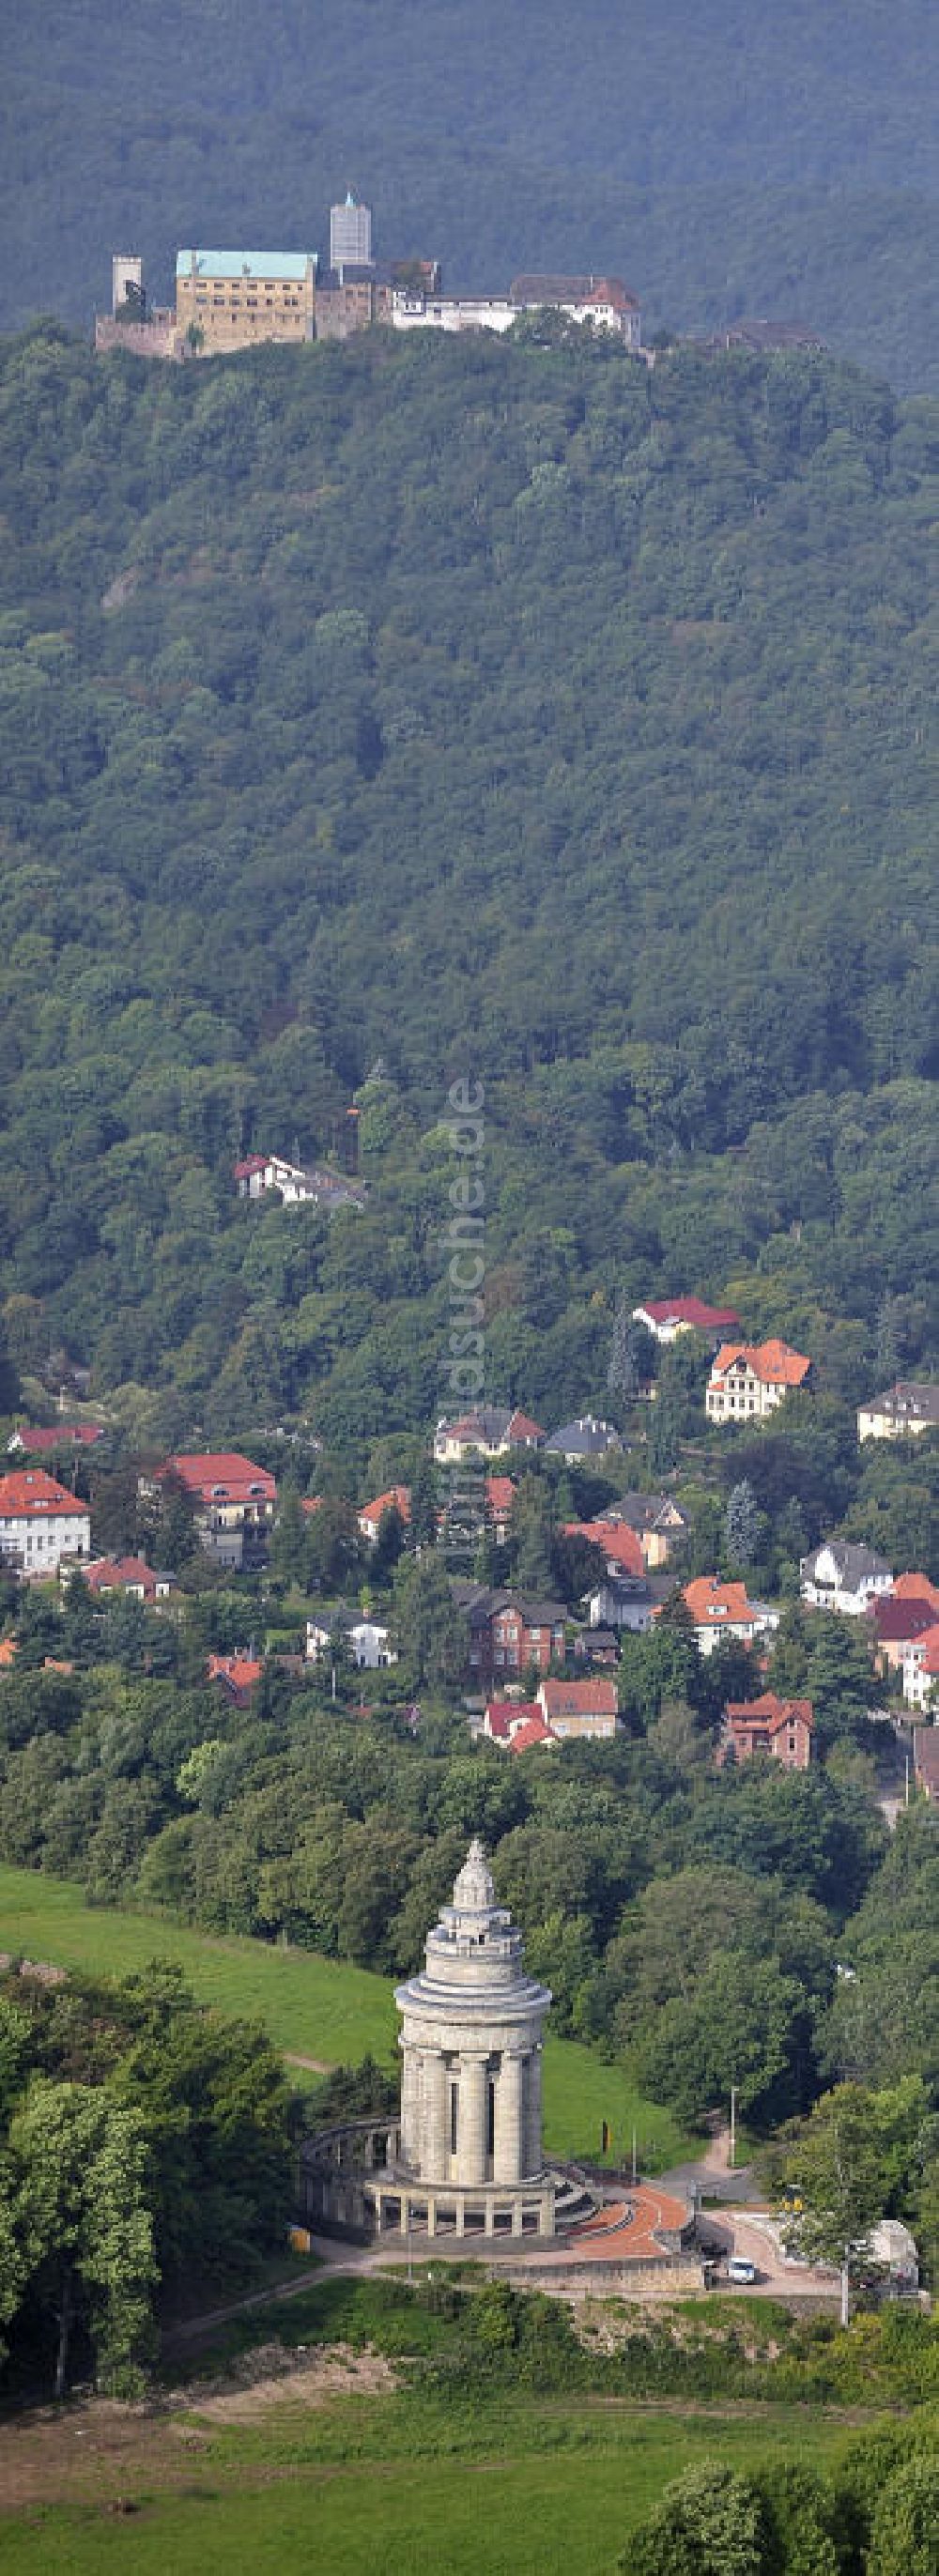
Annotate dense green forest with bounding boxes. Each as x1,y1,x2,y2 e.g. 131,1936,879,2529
0,323,936,1463
8,0,939,391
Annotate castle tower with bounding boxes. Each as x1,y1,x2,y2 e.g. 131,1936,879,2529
395,1840,551,2190
330,191,373,277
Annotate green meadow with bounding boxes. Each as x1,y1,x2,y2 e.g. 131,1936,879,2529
0,1863,691,2167
0,2398,859,2574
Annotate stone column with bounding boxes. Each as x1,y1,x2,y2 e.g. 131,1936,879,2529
525,2048,543,2177
494,2050,524,2184
456,2053,489,2185
400,2043,419,2166
423,2051,449,2181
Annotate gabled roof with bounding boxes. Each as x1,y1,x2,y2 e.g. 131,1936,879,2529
541,1677,618,1718
710,1339,811,1388
11,1423,102,1453
724,1693,813,1735
85,1555,157,1593
908,1623,939,1676
563,1517,645,1578
635,1296,740,1332
485,1475,516,1513
610,1492,689,1533
207,1652,263,1693
0,1470,87,1518
894,1572,939,1611
359,1485,410,1528
872,1597,936,1644
509,272,639,312
485,1697,540,1741
506,1410,545,1443
804,1539,891,1585
507,1714,559,1755
683,1575,763,1626
861,1381,939,1426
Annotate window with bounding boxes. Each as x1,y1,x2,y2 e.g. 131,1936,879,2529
450,2083,459,2154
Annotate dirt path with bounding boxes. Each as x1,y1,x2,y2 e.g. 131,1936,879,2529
284,2051,332,2073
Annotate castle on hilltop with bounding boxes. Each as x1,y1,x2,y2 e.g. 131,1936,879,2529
95,196,642,362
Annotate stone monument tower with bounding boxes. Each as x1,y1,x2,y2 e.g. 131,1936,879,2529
395,1840,551,2213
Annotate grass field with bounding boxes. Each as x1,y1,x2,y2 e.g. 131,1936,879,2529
0,2397,862,2573
0,1862,691,2167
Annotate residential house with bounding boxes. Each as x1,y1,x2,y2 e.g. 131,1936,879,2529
563,1516,645,1579
901,1624,939,1712
455,1585,566,1685
801,1540,893,1617
583,1574,655,1632
718,1693,813,1771
485,1475,516,1545
234,1152,364,1212
507,1712,561,1756
483,1697,543,1747
632,1296,741,1346
8,1423,104,1457
705,1340,811,1424
872,1593,939,1683
508,273,641,345
0,1471,91,1577
857,1383,939,1443
155,1452,277,1571
208,1653,264,1708
538,1677,619,1740
680,1575,779,1657
894,1572,939,1609
434,1408,544,1464
83,1556,173,1603
605,1493,689,1570
358,1485,410,1543
349,1619,397,1669
544,1416,623,1462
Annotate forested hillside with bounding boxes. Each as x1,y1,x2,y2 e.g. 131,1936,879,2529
1,321,937,1456
8,0,939,390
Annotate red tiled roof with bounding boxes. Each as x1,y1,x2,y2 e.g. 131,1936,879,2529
301,1495,323,1515
639,1296,741,1331
85,1555,157,1594
508,1714,558,1755
563,1518,644,1579
894,1572,939,1612
14,1423,102,1452
0,1470,87,1519
711,1340,811,1388
684,1576,761,1626
359,1485,410,1529
233,1156,267,1179
207,1653,263,1693
541,1677,618,1718
163,1452,276,1504
485,1697,540,1741
485,1476,516,1513
507,1411,545,1442
913,1625,939,1676
724,1692,813,1736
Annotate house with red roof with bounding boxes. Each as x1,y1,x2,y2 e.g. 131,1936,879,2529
562,1517,645,1581
358,1485,411,1543
538,1676,619,1739
0,1470,90,1577
156,1452,277,1571
485,1475,516,1545
84,1556,173,1603
483,1696,544,1746
8,1423,104,1458
705,1340,812,1425
718,1693,813,1771
871,1590,939,1682
632,1296,741,1346
680,1575,779,1657
507,1711,560,1756
207,1652,264,1707
901,1624,939,1713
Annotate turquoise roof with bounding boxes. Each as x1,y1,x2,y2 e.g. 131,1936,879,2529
177,250,315,282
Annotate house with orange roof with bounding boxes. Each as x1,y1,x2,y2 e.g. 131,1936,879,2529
483,1696,543,1745
718,1693,813,1771
632,1296,741,1346
485,1475,516,1545
681,1574,779,1657
705,1339,811,1425
152,1451,276,1570
871,1590,939,1682
893,1572,939,1612
538,1676,619,1739
208,1652,264,1707
507,1711,560,1756
562,1516,645,1581
0,1470,91,1577
358,1485,411,1543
